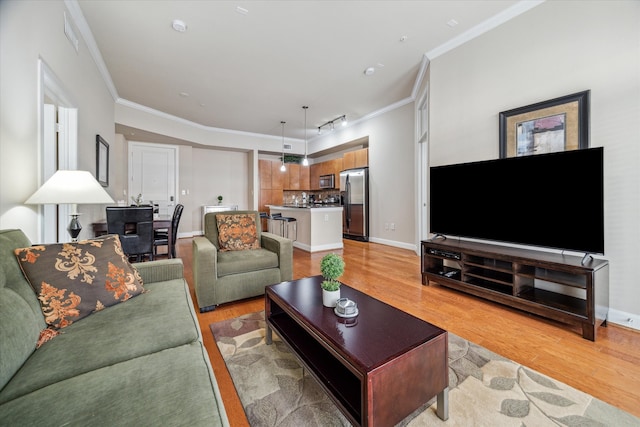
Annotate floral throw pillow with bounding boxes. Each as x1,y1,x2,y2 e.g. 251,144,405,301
14,234,145,330
216,214,260,251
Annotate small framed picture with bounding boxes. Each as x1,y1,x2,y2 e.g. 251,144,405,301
499,90,590,158
96,135,109,186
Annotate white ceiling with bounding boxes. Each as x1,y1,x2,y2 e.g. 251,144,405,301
76,0,533,142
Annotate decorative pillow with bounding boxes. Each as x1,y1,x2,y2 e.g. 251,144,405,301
14,234,145,330
216,214,260,251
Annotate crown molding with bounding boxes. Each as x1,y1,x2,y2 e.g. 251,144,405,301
64,0,119,101
116,98,287,141
426,0,545,60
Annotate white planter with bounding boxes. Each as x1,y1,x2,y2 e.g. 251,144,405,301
322,289,341,307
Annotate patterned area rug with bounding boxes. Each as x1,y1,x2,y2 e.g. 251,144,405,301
211,312,640,427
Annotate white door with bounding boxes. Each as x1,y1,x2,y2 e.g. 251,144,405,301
128,142,178,216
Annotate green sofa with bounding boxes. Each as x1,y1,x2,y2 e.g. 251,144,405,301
0,229,229,426
193,210,293,312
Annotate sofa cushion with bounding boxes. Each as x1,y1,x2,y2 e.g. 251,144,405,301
216,213,260,251
0,279,199,404
217,248,279,277
14,234,145,329
0,342,227,426
0,288,42,390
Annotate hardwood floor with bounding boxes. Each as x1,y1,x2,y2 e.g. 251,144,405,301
175,237,640,425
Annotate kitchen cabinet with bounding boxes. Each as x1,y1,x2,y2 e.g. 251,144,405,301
288,164,300,190
259,160,272,189
343,148,368,170
310,163,321,190
299,164,310,190
271,160,284,190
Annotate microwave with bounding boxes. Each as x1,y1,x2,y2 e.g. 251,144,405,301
319,174,335,189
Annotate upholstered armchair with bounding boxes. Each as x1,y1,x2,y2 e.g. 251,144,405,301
192,210,293,312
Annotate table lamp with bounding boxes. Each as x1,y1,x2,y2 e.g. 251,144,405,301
25,170,115,241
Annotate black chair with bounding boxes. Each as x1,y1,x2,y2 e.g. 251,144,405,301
106,206,154,262
154,204,184,258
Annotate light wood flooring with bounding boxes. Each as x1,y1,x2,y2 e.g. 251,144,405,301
173,237,640,426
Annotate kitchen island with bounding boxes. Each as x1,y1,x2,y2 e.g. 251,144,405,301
267,205,343,253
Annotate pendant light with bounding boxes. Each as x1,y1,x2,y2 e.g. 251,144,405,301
302,106,309,166
280,121,286,172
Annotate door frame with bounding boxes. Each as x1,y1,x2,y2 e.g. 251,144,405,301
127,141,180,213
38,59,78,243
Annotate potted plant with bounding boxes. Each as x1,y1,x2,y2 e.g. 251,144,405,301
217,195,223,205
320,253,345,307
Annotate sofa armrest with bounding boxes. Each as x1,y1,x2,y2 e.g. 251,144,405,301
261,232,293,281
192,236,218,308
132,258,184,284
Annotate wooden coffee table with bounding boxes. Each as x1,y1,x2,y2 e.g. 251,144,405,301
265,276,449,427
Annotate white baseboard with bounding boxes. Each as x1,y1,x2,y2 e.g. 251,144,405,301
608,308,640,331
368,237,417,252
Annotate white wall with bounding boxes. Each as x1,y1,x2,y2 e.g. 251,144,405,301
312,103,416,250
0,0,116,242
429,1,640,321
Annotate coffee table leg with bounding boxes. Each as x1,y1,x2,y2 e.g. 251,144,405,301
436,387,449,421
266,324,273,345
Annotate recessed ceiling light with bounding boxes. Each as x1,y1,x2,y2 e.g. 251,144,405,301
364,67,375,76
236,6,249,15
172,19,187,32
447,19,458,28
179,92,189,97
400,35,408,42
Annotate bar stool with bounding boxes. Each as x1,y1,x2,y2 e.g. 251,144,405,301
270,213,298,241
278,216,297,241
268,213,282,235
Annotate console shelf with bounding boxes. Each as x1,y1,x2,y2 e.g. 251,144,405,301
421,239,609,341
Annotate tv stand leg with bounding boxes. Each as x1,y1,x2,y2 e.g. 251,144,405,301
582,323,596,341
436,387,449,421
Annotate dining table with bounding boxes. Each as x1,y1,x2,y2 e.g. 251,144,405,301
91,215,173,258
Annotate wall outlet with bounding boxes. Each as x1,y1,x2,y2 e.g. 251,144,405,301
324,214,329,222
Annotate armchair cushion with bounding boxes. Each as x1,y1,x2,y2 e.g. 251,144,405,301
13,235,144,330
217,248,279,277
216,213,260,251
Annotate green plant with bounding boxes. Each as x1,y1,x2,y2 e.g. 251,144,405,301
320,253,345,291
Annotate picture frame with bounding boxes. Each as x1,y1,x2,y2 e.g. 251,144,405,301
499,90,590,158
96,135,109,186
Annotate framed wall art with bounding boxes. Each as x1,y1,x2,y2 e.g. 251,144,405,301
96,135,109,186
499,90,590,158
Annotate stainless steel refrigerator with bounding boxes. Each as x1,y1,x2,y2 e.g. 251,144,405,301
340,167,369,241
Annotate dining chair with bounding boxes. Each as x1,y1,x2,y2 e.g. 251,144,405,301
106,206,154,261
154,204,184,258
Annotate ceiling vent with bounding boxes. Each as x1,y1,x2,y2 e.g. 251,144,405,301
284,143,292,150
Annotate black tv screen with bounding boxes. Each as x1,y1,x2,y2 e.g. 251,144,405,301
429,147,604,254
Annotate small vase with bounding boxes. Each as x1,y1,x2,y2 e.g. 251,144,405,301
322,289,340,307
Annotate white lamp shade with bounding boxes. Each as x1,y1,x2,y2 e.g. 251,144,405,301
25,170,115,205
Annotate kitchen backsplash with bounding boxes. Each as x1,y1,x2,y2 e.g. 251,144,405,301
283,190,341,205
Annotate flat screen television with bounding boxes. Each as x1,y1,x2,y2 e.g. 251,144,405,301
429,147,604,254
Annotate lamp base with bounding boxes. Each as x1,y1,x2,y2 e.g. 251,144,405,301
68,214,82,242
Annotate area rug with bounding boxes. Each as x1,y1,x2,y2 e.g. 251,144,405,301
211,312,640,427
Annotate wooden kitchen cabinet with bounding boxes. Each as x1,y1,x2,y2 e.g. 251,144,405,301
299,164,310,190
259,160,272,190
271,160,284,190
343,148,368,170
310,163,320,190
287,163,300,189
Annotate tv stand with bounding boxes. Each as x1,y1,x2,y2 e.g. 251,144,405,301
421,239,609,341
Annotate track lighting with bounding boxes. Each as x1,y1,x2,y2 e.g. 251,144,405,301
317,115,347,134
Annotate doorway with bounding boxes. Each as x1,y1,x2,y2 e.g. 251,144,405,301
39,59,78,243
128,142,179,216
